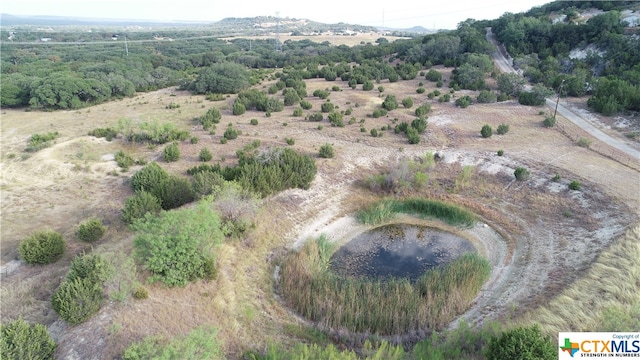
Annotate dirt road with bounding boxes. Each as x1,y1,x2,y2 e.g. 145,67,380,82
487,27,640,160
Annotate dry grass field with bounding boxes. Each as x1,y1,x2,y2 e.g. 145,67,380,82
1,66,639,358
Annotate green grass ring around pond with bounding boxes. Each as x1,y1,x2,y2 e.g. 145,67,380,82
356,198,476,228
280,235,491,335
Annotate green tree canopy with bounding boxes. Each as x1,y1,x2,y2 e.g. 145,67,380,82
190,62,250,94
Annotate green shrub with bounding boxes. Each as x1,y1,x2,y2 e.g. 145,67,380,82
382,95,398,111
370,128,379,137
416,87,426,94
285,137,295,146
402,97,413,108
115,150,135,170
455,95,473,108
328,112,344,127
25,132,59,152
439,94,451,102
569,180,581,190
300,100,312,110
0,319,56,360
363,81,374,91
308,112,323,121
250,118,259,125
415,104,431,118
131,163,170,194
497,149,504,156
52,277,103,325
486,325,556,360
543,116,556,128
293,108,303,117
19,230,65,265
121,191,162,225
406,127,420,144
66,253,112,284
133,201,223,286
165,102,180,109
132,286,149,300
319,143,334,158
426,69,442,81
192,171,225,199
190,136,199,144
477,90,497,103
411,117,428,133
88,127,118,141
153,175,195,210
199,148,212,162
220,137,227,144
223,127,239,140
199,108,221,130
577,137,591,148
436,80,443,87
514,167,530,181
232,101,246,115
321,102,334,113
76,218,106,242
552,173,561,182
481,124,493,138
205,93,225,101
496,123,510,135
313,89,330,99
163,143,180,162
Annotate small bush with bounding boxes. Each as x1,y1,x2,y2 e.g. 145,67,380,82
88,127,118,141
477,90,497,103
481,125,493,138
131,162,169,193
52,277,103,325
163,143,180,162
293,108,303,117
439,94,451,102
133,286,149,300
250,118,259,126
224,127,239,140
205,93,225,101
455,95,472,108
220,137,227,144
569,180,581,190
199,148,212,162
415,104,431,117
497,93,510,102
321,102,334,113
192,171,224,198
486,325,556,360
115,150,135,170
153,176,196,210
313,89,330,99
362,81,374,91
121,191,162,225
370,128,379,137
411,117,428,133
232,101,246,115
497,149,504,156
552,173,561,182
328,112,344,127
382,95,398,111
19,230,65,265
577,137,591,148
165,103,180,109
308,112,323,121
285,137,295,146
406,127,420,144
26,132,60,151
76,218,106,242
402,97,413,108
425,69,442,81
416,87,426,94
0,319,57,360
514,167,530,181
543,116,556,128
300,100,312,110
496,124,510,135
319,143,334,158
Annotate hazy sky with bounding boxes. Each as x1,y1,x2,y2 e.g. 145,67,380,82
1,0,551,29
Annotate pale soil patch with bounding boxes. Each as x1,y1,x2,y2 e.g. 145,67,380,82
1,75,638,358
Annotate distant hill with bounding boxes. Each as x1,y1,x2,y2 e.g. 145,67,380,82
1,13,432,35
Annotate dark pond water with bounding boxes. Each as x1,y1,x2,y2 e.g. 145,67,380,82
330,224,476,281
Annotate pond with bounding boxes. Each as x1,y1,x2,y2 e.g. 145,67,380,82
330,223,476,281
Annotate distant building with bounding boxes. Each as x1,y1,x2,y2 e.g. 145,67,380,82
40,38,52,42
112,34,119,40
